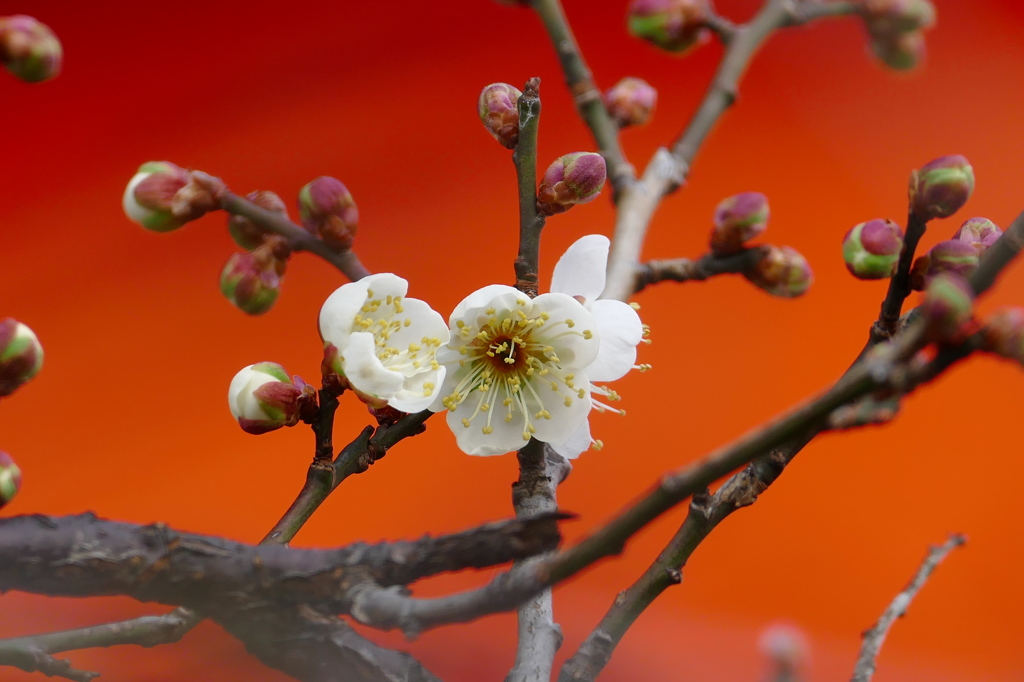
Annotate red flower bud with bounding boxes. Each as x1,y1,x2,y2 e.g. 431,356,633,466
921,272,974,344
952,217,1001,254
908,154,974,221
220,247,284,316
0,15,62,83
627,0,710,54
983,307,1024,366
228,191,289,250
0,318,43,397
604,77,657,128
478,83,523,149
842,219,904,280
744,246,813,298
298,176,359,250
0,451,21,509
536,152,607,216
710,192,769,256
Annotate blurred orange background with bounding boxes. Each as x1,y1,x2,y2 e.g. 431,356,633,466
2,1,1023,680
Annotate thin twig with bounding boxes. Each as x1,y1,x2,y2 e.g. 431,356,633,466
513,77,545,297
529,0,634,196
872,212,929,343
850,535,966,682
506,441,572,682
602,0,862,301
219,191,371,281
633,246,768,293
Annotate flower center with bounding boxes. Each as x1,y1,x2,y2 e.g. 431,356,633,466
441,299,591,441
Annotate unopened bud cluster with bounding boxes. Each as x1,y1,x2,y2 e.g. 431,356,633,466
228,362,316,435
0,15,61,82
604,77,657,128
908,154,974,221
537,152,607,216
627,0,710,54
842,219,904,280
478,83,523,149
860,0,935,70
0,319,43,397
910,216,999,290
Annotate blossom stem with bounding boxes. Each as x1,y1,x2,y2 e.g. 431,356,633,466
514,77,546,298
529,0,634,197
872,211,929,344
633,246,769,293
219,191,371,282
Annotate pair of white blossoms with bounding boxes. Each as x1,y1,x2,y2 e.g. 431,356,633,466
319,235,644,458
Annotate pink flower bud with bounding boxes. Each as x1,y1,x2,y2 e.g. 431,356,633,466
0,319,43,397
842,219,904,280
710,192,769,256
604,77,657,127
0,451,21,509
123,161,191,232
228,362,310,435
911,239,979,291
908,154,974,221
921,272,974,343
627,0,710,54
0,15,62,83
228,191,288,250
744,246,813,298
536,152,607,216
862,0,935,35
220,248,283,316
983,307,1024,366
478,82,523,149
953,217,1001,254
869,30,925,71
298,176,359,250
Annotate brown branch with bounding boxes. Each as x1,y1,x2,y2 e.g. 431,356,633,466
506,441,572,682
851,535,966,682
529,0,634,196
0,512,564,618
218,190,371,281
513,77,546,297
633,246,768,293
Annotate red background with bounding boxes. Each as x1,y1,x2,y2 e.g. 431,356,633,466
2,1,1023,680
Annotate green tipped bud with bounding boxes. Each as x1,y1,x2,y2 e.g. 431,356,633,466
0,319,43,397
953,217,1002,254
228,363,314,435
228,191,288,250
122,161,192,232
863,0,935,35
744,245,813,298
220,247,283,316
921,272,974,343
842,219,904,280
908,154,974,221
536,152,607,216
604,77,657,128
0,15,62,83
298,176,359,250
983,308,1024,366
0,452,21,509
869,30,925,71
910,239,980,290
478,82,523,149
710,192,769,256
627,0,710,54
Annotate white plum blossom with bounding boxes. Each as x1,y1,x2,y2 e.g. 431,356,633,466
547,234,646,459
319,273,449,413
432,286,600,456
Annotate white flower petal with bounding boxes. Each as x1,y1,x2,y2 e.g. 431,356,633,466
122,172,154,225
448,284,520,327
446,402,526,456
377,297,448,362
587,299,644,382
527,371,591,447
531,292,600,369
342,332,405,399
318,279,372,349
551,419,592,460
389,365,446,413
228,366,275,421
550,234,609,302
